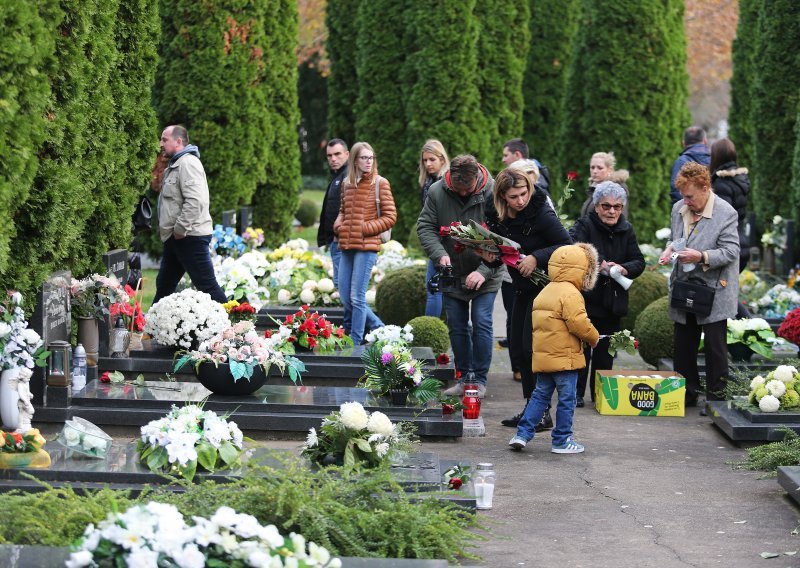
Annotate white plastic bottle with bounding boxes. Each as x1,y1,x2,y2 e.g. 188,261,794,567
72,343,87,391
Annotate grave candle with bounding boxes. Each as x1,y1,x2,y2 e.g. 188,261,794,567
474,462,496,510
462,388,481,419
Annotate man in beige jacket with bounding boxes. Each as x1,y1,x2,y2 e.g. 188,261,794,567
152,125,227,304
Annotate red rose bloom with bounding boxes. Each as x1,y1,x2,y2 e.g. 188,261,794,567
264,330,273,338
287,336,297,343
100,371,111,383
307,337,318,348
321,328,331,339
336,327,345,338
436,353,450,365
442,403,455,415
448,477,463,490
634,340,640,350
439,226,451,236
567,171,579,181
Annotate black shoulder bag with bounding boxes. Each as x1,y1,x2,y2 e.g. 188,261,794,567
669,219,718,318
132,194,152,232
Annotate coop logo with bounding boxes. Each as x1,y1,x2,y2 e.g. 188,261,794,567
629,383,659,410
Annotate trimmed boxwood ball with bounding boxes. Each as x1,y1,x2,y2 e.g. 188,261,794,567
295,199,319,228
620,270,669,330
375,265,428,326
634,296,673,367
407,316,450,354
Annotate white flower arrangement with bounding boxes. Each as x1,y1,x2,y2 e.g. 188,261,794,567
339,401,369,430
746,366,800,412
774,365,799,383
137,404,245,481
759,394,781,413
750,284,800,317
364,324,414,346
144,289,230,349
65,502,341,568
0,292,47,370
215,254,270,309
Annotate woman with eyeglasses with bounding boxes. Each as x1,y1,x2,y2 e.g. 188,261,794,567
333,142,397,344
569,180,645,407
419,140,450,317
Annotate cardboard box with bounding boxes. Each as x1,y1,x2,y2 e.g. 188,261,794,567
594,370,685,417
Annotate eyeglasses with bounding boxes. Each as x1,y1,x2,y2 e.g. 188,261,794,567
358,155,375,162
599,203,623,212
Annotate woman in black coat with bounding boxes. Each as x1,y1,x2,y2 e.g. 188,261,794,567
710,138,750,272
569,181,645,406
485,167,572,428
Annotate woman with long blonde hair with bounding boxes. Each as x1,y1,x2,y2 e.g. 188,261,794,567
419,140,450,317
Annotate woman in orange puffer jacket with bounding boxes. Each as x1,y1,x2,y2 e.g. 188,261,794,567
333,142,397,344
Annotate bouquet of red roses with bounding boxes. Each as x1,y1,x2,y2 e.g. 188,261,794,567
778,308,800,347
268,305,353,353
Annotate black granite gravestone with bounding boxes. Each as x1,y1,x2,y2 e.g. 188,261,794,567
29,271,71,406
221,210,237,230
98,249,129,361
239,206,253,233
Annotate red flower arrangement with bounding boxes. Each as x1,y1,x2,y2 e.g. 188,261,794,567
109,285,145,332
224,300,257,324
778,308,800,347
267,305,352,353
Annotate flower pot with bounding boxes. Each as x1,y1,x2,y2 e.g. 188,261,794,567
728,343,754,362
388,388,409,405
77,316,100,366
129,332,144,352
0,449,51,469
194,362,268,395
0,368,21,429
763,248,776,275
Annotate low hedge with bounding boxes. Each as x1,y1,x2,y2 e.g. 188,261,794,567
634,296,673,366
621,270,669,330
407,315,450,354
375,265,428,326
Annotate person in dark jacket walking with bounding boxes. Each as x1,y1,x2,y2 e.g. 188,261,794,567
569,181,646,406
317,139,349,288
670,126,710,204
485,167,572,427
710,138,750,272
419,139,450,317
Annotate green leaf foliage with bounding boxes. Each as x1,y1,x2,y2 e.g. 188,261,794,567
601,376,619,410
751,0,800,230
738,428,800,475
325,0,359,145
728,0,759,169
558,0,690,239
523,0,581,173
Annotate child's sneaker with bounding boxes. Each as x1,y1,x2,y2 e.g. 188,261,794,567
508,436,527,451
551,438,584,454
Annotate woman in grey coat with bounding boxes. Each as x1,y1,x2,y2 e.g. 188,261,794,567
658,162,740,412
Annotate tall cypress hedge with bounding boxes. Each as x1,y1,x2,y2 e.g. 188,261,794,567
354,0,413,240
558,0,689,239
0,2,57,275
155,0,271,219
523,0,580,173
474,1,530,173
325,0,360,145
750,0,800,226
298,55,328,176
727,0,758,169
253,0,301,246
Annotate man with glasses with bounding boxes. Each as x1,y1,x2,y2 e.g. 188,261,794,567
417,155,505,398
317,138,349,287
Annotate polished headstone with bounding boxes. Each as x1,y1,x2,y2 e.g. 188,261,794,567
777,466,800,507
707,400,800,442
29,270,72,405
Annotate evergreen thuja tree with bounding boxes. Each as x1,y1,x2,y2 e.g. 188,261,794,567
326,0,360,145
558,0,689,239
751,0,800,228
474,0,530,173
0,2,56,277
155,0,271,220
523,0,580,175
728,0,758,170
253,0,301,246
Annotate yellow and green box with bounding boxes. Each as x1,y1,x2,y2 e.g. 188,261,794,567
594,370,685,417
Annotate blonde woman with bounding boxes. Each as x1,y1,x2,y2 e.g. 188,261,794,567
419,140,450,317
333,142,397,344
579,152,629,217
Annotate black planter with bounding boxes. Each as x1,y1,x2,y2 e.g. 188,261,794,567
194,362,268,395
727,343,754,362
388,388,410,405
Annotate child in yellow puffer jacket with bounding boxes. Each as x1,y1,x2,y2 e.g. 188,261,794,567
509,243,600,454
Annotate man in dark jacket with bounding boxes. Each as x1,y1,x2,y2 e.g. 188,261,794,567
417,155,505,398
317,139,349,287
502,138,551,194
670,126,710,204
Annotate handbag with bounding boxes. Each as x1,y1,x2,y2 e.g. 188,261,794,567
132,194,152,232
670,277,715,317
374,175,392,243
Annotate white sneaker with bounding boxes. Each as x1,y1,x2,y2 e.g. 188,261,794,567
442,382,465,396
551,438,585,454
508,436,527,450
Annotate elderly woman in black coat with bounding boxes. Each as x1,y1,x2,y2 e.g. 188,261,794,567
569,180,645,407
484,167,572,428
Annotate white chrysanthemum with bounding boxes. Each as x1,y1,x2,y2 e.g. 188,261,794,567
305,427,318,448
745,318,771,331
375,442,390,458
774,366,799,383
317,278,335,293
299,289,316,304
366,412,394,437
655,227,671,240
750,375,766,390
338,402,369,431
277,289,292,304
302,279,318,291
759,394,781,412
766,379,786,398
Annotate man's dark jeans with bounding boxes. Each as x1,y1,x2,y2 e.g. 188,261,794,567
153,235,227,305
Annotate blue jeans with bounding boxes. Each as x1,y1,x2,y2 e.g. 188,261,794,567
442,291,496,385
424,260,443,317
516,370,577,446
154,235,227,304
339,250,383,344
329,240,342,289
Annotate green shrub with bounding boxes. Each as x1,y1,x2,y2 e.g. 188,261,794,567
295,199,319,228
406,222,423,255
634,296,673,366
375,265,427,326
728,0,758,169
407,316,450,354
620,270,669,330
